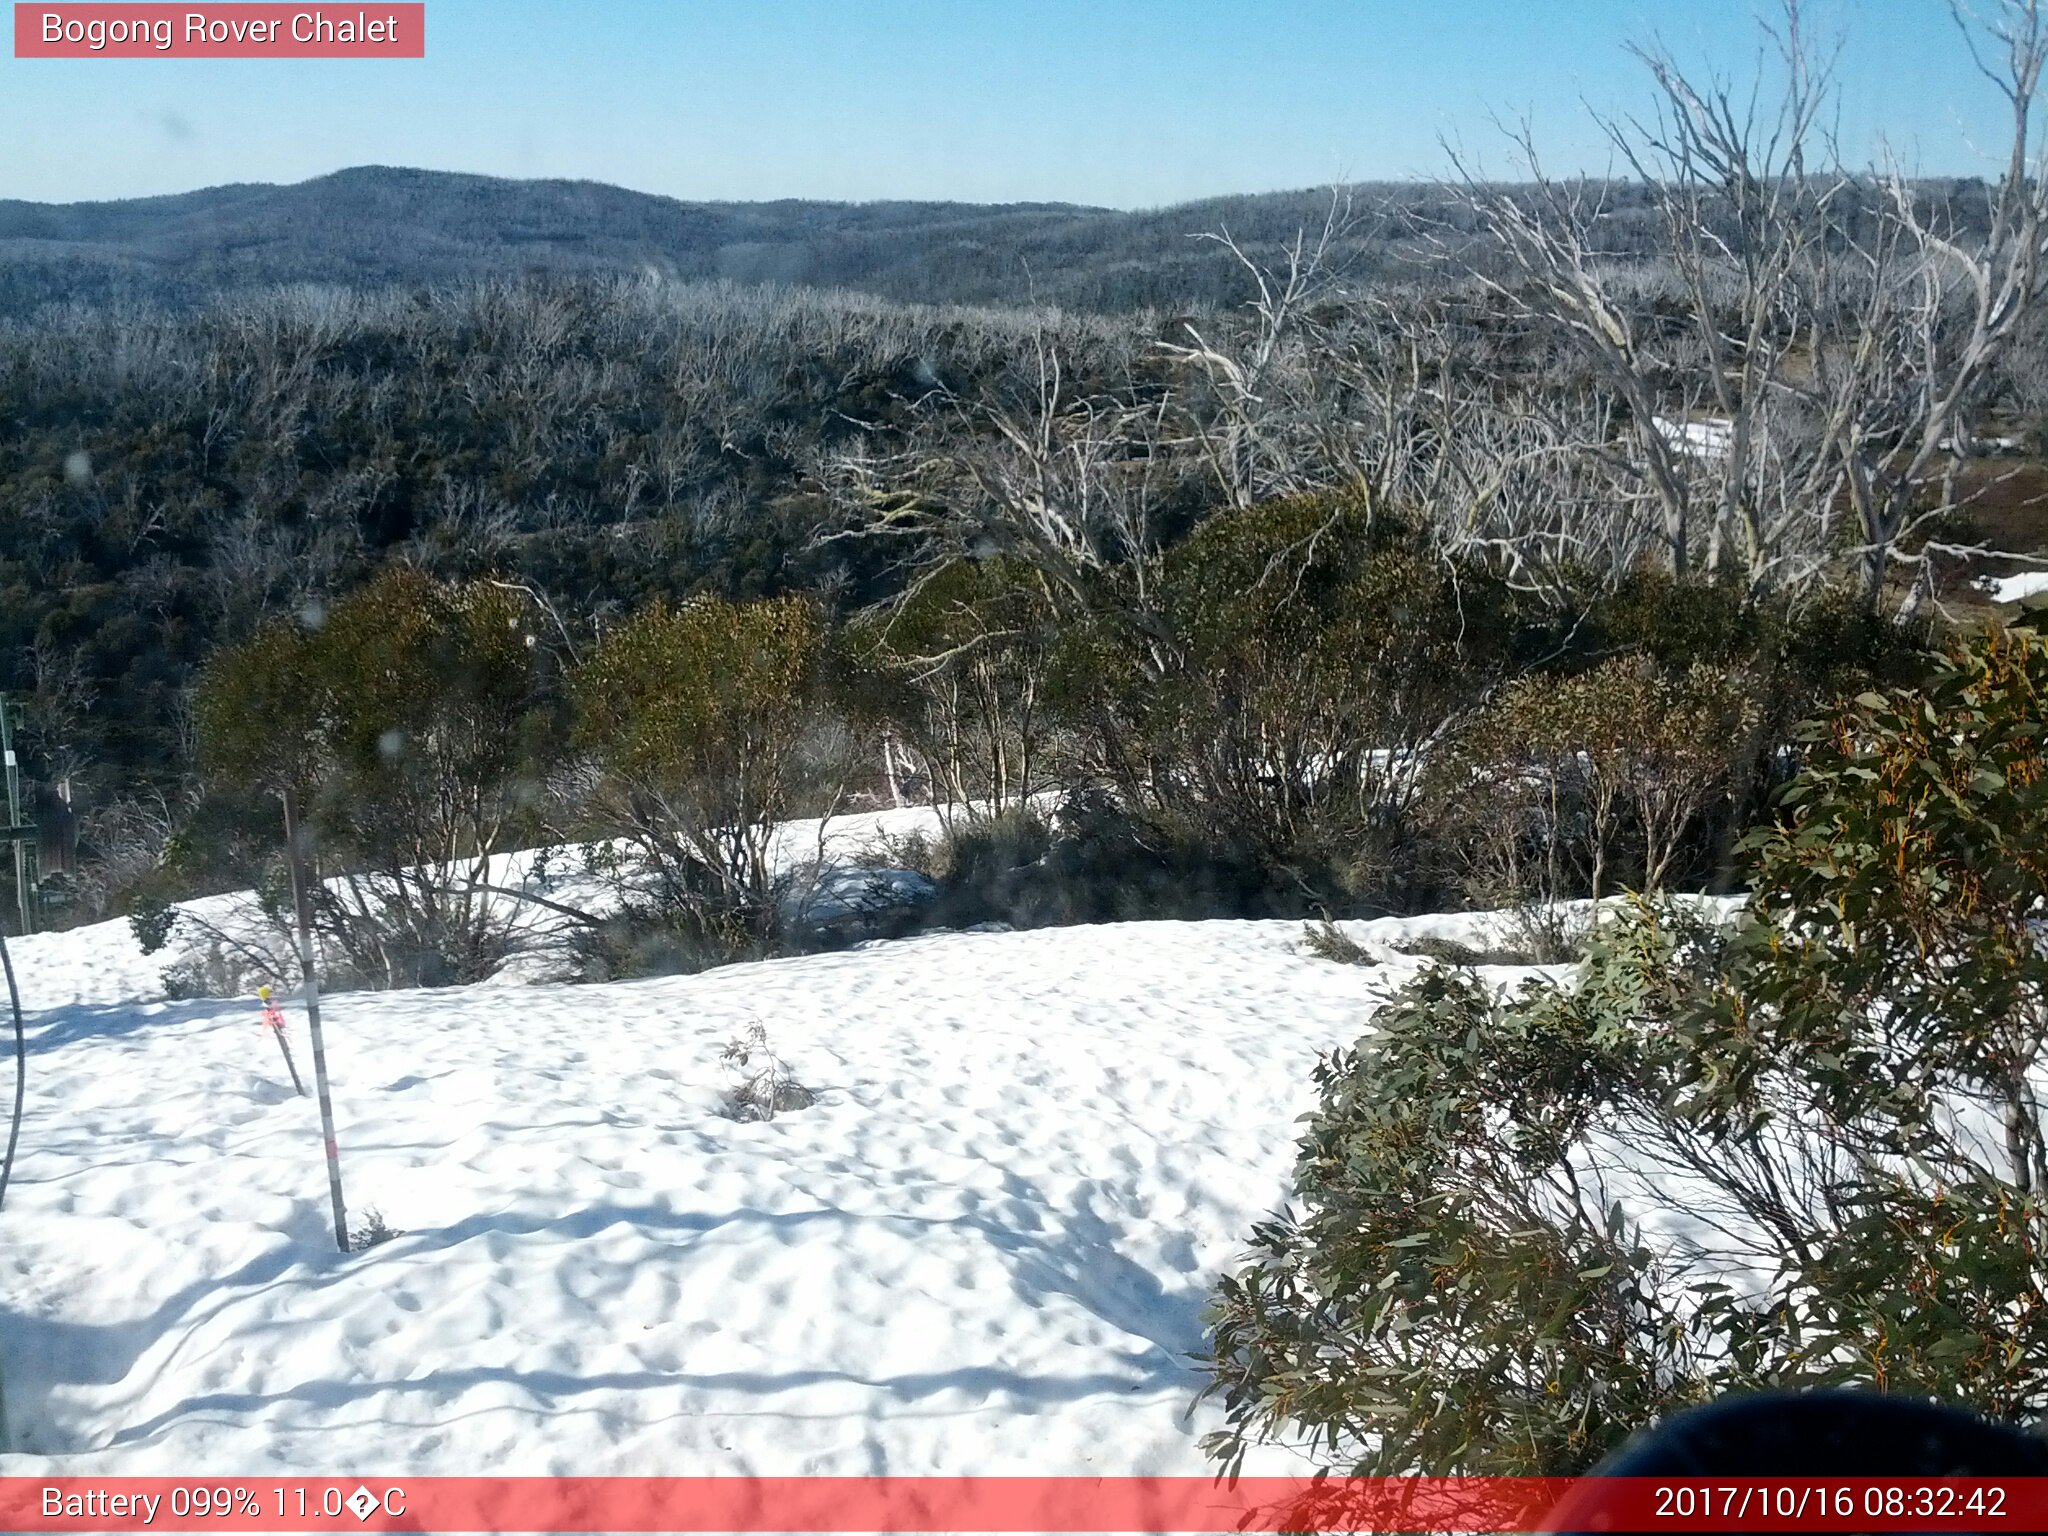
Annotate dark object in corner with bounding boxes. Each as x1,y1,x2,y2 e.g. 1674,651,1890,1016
1543,1392,2048,1534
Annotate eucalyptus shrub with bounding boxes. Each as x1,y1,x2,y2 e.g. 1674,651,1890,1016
194,569,550,987
570,593,854,958
1200,904,1721,1477
1071,496,1513,913
1202,624,2048,1475
1444,655,1760,908
854,556,1059,819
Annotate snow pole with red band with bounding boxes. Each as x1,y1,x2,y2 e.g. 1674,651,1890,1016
280,788,349,1253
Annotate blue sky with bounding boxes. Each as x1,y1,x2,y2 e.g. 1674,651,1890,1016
0,1,2021,207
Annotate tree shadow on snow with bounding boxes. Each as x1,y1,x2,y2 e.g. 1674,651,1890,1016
23,996,247,1053
55,1192,1212,1455
0,1194,376,1455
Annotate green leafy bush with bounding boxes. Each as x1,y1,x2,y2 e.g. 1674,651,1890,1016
571,594,853,957
854,556,1060,819
1202,625,2048,1476
1069,497,1516,914
127,896,178,956
1202,907,1718,1476
1441,655,1760,907
193,569,550,987
1300,921,1377,966
893,797,1296,931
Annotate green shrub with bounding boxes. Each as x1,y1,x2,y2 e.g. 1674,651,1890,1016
193,570,550,988
1388,931,1552,968
1068,498,1514,914
1201,625,2048,1477
854,557,1060,818
128,896,178,956
891,795,1321,931
564,901,773,983
1202,917,1714,1476
1300,921,1376,966
571,594,854,949
1442,655,1760,906
1708,623,2048,1414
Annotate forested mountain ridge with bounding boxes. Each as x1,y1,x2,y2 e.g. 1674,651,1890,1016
0,165,1452,316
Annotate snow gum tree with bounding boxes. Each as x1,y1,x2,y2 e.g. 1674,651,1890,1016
851,556,1059,822
1064,494,1511,912
1446,656,1761,909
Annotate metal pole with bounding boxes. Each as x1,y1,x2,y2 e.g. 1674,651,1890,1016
272,1023,308,1099
1,702,29,937
280,788,349,1252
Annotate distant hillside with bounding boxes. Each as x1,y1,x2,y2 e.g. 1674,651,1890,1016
0,166,1460,316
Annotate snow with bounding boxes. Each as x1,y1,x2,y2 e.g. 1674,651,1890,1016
1979,569,2048,605
1653,415,1733,460
19,804,958,1004
0,888,1556,1476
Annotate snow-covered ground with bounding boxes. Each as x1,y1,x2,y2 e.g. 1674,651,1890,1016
1978,569,2048,605
5,804,956,1007
0,877,1555,1476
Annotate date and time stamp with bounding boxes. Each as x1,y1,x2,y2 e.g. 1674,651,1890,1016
1647,1479,2014,1522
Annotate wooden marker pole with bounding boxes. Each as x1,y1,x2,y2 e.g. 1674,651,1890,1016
260,986,308,1098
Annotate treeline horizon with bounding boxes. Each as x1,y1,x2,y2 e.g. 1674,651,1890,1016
0,163,2010,319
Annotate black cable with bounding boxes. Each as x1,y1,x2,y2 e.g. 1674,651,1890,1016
0,919,23,1216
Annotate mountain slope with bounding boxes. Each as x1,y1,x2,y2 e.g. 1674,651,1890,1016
0,165,1429,315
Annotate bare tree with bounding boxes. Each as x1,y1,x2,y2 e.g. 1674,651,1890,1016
827,321,1186,674
1449,0,2048,609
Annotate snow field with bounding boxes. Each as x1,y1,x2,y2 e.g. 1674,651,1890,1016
0,907,1551,1476
1978,569,2048,605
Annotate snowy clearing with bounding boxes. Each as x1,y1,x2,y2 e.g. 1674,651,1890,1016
0,897,1556,1476
10,804,958,1006
1977,569,2048,605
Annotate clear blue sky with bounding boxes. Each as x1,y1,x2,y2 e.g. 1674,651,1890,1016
0,0,2022,208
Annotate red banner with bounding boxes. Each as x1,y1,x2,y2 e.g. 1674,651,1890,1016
4,1476,2048,1532
13,4,424,58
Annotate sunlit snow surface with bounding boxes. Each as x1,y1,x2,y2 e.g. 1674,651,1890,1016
1,861,1555,1475
1980,569,2048,604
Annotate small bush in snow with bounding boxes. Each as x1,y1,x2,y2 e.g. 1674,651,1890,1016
1299,922,1375,966
1436,655,1758,913
1388,931,1551,968
162,939,267,1000
719,1023,814,1122
851,555,1060,821
906,798,1312,931
349,1207,402,1251
194,570,552,989
571,595,857,955
1072,498,1493,916
568,903,768,983
129,897,178,955
1490,900,1593,966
